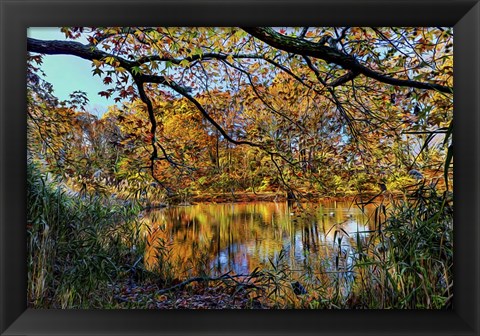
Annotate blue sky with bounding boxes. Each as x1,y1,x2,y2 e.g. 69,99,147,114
28,27,116,116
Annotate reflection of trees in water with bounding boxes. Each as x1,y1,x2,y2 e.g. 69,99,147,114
142,202,373,277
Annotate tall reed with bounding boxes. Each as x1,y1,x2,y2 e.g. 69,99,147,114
27,162,147,308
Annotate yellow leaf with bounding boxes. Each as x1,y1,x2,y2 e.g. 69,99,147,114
104,56,116,65
179,59,190,68
307,72,317,82
92,59,103,67
249,63,260,72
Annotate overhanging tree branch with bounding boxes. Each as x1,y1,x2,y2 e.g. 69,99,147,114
27,37,295,183
26,38,293,157
28,38,134,68
241,27,453,94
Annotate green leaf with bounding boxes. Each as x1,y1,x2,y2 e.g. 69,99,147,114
92,68,104,76
131,66,141,76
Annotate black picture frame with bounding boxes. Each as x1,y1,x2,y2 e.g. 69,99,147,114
1,0,479,335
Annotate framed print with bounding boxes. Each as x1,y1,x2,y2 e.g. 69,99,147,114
1,0,479,335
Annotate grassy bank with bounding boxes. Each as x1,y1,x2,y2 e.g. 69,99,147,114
27,162,148,308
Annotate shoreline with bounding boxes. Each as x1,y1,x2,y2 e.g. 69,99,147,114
184,191,399,205
142,191,409,210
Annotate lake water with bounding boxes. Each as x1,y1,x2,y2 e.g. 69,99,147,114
141,201,375,280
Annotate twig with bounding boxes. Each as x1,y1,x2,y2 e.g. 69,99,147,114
157,272,260,294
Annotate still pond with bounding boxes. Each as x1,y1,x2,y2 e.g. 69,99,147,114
141,201,377,282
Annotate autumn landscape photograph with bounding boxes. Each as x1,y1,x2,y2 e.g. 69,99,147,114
27,27,453,309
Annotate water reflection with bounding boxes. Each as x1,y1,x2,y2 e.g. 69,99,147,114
142,201,373,279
